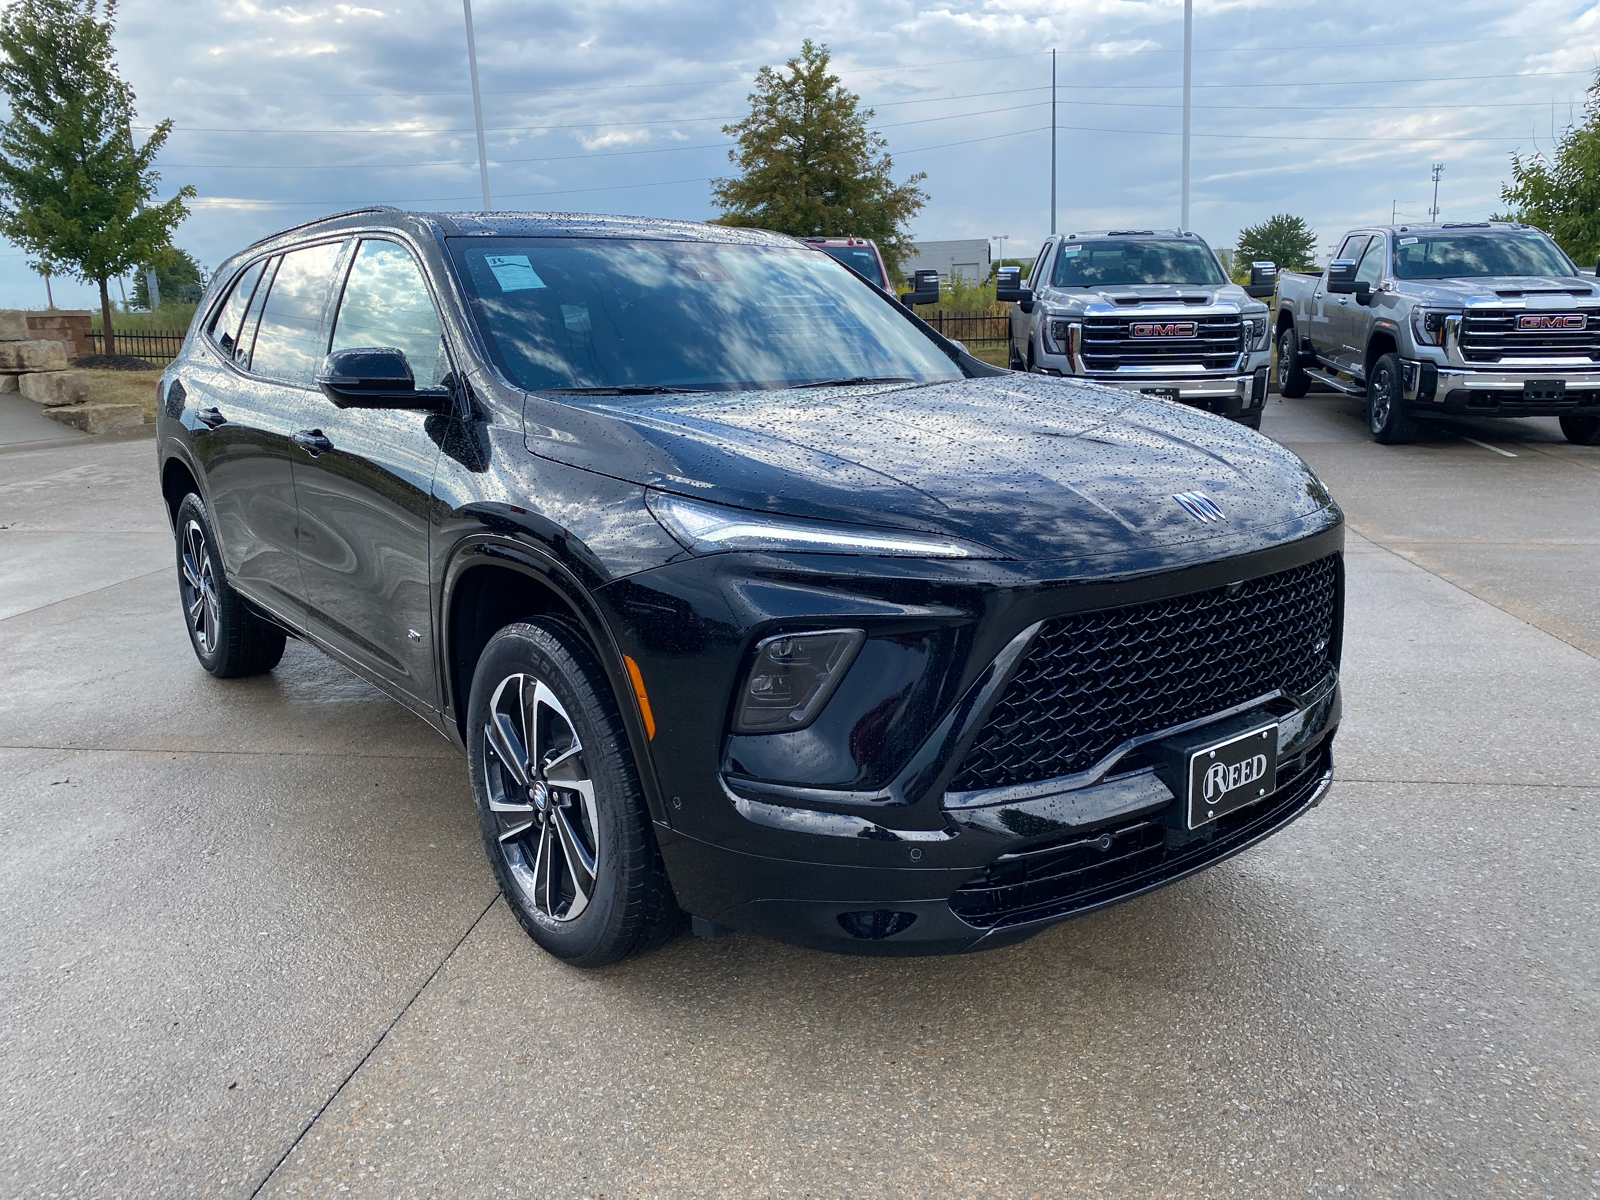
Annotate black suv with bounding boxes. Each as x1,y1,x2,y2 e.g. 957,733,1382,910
157,208,1344,965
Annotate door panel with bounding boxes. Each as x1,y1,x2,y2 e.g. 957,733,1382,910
1322,235,1370,373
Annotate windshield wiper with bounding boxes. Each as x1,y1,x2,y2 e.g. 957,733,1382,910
787,376,915,390
541,384,704,396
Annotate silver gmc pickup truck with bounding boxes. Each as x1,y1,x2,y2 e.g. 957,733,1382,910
997,230,1273,428
1273,221,1600,445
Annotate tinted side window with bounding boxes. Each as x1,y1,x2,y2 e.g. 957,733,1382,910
249,242,346,385
331,240,447,387
1355,237,1386,285
235,258,278,368
1334,234,1370,265
206,260,265,359
1032,241,1053,286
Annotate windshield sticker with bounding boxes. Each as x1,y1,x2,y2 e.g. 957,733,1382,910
1399,237,1418,245
1060,246,1081,257
484,254,546,292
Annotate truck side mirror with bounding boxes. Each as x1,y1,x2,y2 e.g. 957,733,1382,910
994,265,1034,311
1353,281,1375,305
1245,261,1277,299
900,268,941,307
1325,259,1358,294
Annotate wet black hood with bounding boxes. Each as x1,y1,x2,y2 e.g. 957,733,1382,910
521,373,1337,563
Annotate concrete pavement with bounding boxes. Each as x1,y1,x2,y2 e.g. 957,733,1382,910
1,400,1597,1198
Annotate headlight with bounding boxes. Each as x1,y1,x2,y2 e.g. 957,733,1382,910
1412,309,1457,346
1245,317,1268,350
734,629,864,733
1044,318,1079,358
647,491,1003,559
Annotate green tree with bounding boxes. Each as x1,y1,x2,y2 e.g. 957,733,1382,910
0,0,193,357
711,40,927,279
131,245,205,309
1234,214,1317,278
1498,69,1600,267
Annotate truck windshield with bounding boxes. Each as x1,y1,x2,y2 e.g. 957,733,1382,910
1392,231,1575,280
816,244,887,288
1052,239,1226,287
448,237,961,393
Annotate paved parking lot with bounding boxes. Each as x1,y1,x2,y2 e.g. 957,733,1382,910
2,391,1597,1198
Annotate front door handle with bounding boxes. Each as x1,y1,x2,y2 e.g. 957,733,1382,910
294,429,334,457
196,406,227,429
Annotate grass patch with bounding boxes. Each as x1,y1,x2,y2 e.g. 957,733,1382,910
80,367,162,422
91,305,196,335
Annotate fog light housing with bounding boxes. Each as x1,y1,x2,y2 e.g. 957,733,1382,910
734,628,865,733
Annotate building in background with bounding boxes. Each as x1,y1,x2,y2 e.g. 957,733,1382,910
903,239,991,283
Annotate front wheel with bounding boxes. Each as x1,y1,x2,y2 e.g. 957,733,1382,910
173,493,286,677
1559,413,1600,445
467,620,678,966
1276,326,1310,398
1366,352,1419,445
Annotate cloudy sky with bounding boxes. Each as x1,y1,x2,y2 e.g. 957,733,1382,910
3,0,1598,310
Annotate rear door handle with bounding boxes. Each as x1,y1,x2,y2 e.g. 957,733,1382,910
294,429,334,456
196,406,227,429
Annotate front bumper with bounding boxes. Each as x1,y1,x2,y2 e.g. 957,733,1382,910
1032,345,1271,421
1402,361,1600,417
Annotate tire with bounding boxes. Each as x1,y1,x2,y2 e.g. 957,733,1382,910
1366,352,1419,445
1559,413,1600,445
1276,325,1310,399
174,493,286,678
467,620,678,966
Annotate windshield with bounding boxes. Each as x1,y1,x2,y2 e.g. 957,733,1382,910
1392,230,1575,280
816,244,886,288
448,237,960,393
1051,239,1226,287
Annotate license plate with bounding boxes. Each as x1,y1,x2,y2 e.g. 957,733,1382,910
1524,379,1565,403
1186,724,1278,829
1141,387,1180,401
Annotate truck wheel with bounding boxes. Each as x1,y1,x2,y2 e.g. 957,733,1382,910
1276,326,1310,399
1366,353,1419,445
1559,413,1600,445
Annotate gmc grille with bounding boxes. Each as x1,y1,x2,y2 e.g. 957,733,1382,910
949,555,1341,793
1081,313,1244,373
1459,310,1600,363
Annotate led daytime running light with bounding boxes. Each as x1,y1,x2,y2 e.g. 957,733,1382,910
648,492,1000,559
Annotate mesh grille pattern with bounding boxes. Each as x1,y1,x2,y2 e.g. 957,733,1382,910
950,555,1339,793
1081,313,1244,373
1460,310,1600,363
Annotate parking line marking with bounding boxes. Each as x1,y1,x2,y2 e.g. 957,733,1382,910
1462,437,1517,458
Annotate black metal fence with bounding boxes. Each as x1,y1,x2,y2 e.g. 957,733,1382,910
919,313,1011,349
90,331,186,364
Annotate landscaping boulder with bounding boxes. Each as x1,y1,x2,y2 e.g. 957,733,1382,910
0,310,30,341
19,370,92,407
41,402,144,434
0,373,17,394
0,339,69,372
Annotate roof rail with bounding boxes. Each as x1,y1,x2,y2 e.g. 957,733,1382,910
246,205,403,249
1440,221,1492,229
1105,229,1157,236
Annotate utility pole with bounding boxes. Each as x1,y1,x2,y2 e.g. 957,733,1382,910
1180,0,1192,232
1429,163,1444,222
1050,49,1057,236
463,0,492,213
992,235,1009,272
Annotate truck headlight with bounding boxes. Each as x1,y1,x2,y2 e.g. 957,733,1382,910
1412,309,1457,346
1043,318,1080,360
734,629,865,733
1245,317,1268,349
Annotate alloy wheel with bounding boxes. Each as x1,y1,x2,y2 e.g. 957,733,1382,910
1369,365,1395,432
1277,331,1293,389
180,519,220,655
482,672,600,922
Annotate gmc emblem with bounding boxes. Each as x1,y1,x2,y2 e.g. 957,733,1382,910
1131,322,1197,338
1517,313,1587,331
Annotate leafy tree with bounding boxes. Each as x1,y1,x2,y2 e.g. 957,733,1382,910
131,245,205,309
711,40,927,279
1233,214,1317,278
0,0,193,357
1498,69,1600,267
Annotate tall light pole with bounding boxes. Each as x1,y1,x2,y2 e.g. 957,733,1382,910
463,0,491,212
992,235,1009,272
1050,49,1057,236
1180,0,1192,232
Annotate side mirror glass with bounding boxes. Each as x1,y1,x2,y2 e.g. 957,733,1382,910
316,347,451,411
1245,261,1277,299
1325,259,1358,294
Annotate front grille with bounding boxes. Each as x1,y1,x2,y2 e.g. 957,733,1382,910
1082,313,1243,373
949,742,1330,929
1459,310,1600,363
950,555,1340,793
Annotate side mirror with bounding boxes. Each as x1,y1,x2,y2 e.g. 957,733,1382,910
1245,261,1277,299
1325,259,1358,294
316,347,451,411
994,265,1034,311
1353,282,1375,305
900,269,941,308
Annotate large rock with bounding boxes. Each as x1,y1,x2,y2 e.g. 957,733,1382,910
41,403,144,434
0,373,17,394
19,370,92,407
0,310,30,341
0,339,69,372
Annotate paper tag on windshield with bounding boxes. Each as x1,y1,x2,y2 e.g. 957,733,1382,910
1399,237,1418,245
1060,246,1081,257
484,254,546,292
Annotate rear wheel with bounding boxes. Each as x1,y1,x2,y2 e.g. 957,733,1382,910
174,493,286,677
1559,413,1600,445
1366,352,1419,445
1276,325,1310,399
467,620,678,966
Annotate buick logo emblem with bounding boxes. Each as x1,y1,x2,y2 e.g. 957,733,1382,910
1174,491,1225,522
1131,321,1197,338
1517,313,1586,331
1203,752,1269,802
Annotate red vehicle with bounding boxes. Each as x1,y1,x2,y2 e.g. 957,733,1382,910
802,237,891,291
